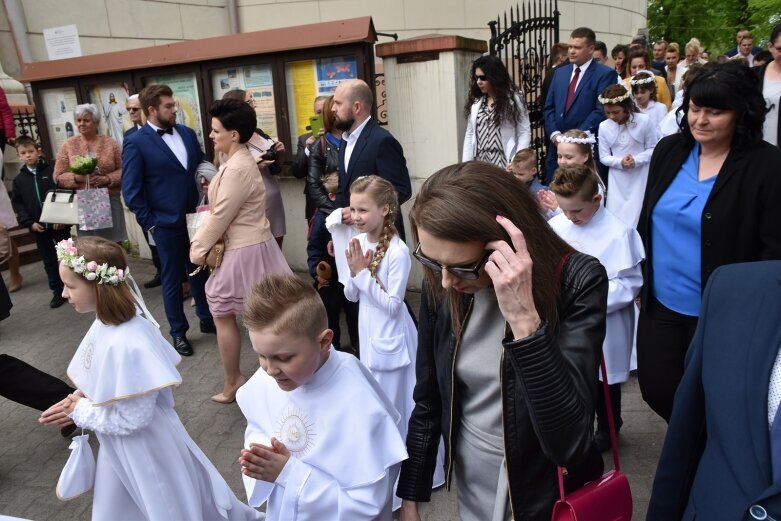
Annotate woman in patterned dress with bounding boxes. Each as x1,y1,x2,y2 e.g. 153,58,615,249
462,55,531,169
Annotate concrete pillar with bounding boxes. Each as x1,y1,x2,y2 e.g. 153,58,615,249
376,34,486,286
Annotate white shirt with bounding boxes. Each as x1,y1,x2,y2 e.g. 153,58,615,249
342,116,371,173
768,346,781,427
569,58,593,91
147,122,188,169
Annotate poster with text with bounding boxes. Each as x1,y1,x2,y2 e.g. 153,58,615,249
40,87,79,155
210,64,277,138
145,73,205,149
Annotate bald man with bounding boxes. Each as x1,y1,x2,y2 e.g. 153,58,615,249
332,79,411,239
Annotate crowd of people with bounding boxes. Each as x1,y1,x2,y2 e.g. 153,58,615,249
0,20,780,521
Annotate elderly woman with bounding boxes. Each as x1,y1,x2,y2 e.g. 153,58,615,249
190,99,291,404
463,55,531,168
398,161,607,520
53,103,127,242
636,62,781,422
756,23,781,147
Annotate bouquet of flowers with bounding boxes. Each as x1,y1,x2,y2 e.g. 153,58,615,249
69,155,98,175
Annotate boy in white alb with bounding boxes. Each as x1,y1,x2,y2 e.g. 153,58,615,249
548,164,645,452
237,274,408,521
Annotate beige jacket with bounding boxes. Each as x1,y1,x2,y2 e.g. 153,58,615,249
190,147,271,264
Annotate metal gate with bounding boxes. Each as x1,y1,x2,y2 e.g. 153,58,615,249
489,0,560,177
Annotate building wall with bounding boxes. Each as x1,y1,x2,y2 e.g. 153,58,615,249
0,0,647,79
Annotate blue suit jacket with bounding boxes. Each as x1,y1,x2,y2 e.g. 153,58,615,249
121,124,204,231
542,61,617,138
336,117,411,208
648,261,781,520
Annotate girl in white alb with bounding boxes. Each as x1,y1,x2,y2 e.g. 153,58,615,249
342,175,444,509
39,237,260,521
598,84,659,227
631,70,669,131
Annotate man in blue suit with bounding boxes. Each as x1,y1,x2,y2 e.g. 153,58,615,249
648,261,781,520
121,84,214,356
332,79,412,240
542,27,618,183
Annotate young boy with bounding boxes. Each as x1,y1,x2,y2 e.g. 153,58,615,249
236,274,407,520
306,172,358,354
10,136,71,308
547,163,645,452
506,148,545,195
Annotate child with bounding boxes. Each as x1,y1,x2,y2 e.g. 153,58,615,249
538,129,604,215
343,176,444,508
506,148,545,195
598,84,659,228
631,70,668,130
306,172,359,354
547,163,645,452
10,136,71,308
39,237,260,521
236,274,407,520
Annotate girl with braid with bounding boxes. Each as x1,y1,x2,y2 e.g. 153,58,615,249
344,175,444,508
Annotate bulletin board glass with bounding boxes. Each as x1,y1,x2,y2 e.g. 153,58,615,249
144,72,206,149
39,87,79,154
285,55,358,140
210,64,277,138
85,82,132,149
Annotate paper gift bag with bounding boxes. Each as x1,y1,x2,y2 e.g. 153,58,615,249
77,187,113,231
186,203,210,242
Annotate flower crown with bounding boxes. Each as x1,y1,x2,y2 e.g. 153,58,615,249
598,90,632,105
558,131,596,145
56,238,128,286
630,71,657,86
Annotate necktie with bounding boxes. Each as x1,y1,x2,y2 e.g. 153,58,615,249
565,67,581,113
157,127,173,136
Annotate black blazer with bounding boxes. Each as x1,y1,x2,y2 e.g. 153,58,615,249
754,63,780,147
648,261,781,520
637,134,781,310
337,118,411,203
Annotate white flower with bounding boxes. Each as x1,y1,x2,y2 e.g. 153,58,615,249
85,272,97,281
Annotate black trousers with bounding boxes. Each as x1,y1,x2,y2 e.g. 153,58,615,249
34,227,72,295
0,354,74,411
318,281,359,355
637,296,699,422
596,382,623,433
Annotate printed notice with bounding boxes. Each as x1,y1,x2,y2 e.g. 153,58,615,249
43,25,82,60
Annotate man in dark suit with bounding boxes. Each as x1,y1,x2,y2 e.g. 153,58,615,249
291,95,327,221
542,27,618,183
124,93,161,289
121,84,214,356
648,261,781,520
331,79,411,239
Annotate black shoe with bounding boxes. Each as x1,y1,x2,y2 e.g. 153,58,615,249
143,273,162,289
50,294,67,308
60,424,77,438
200,320,217,334
172,336,193,356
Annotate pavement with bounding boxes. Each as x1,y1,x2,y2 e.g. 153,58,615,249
0,257,667,520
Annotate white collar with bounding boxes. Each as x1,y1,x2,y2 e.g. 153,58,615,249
343,116,371,143
146,121,175,134
572,58,593,75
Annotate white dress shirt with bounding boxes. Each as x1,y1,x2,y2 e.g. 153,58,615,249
147,122,188,169
342,116,371,173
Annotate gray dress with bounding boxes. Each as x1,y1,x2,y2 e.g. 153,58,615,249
454,286,513,521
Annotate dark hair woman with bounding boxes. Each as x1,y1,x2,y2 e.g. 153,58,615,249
189,98,292,404
636,61,781,422
463,55,531,168
397,161,607,520
755,23,781,147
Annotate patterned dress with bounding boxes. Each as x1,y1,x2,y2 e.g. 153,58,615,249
474,99,507,168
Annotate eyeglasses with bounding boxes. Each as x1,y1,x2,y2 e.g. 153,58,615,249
127,107,140,112
413,243,490,280
474,75,489,82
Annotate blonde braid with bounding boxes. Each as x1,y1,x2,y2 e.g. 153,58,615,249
369,206,397,282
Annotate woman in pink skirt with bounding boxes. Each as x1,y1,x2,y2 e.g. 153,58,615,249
190,98,291,403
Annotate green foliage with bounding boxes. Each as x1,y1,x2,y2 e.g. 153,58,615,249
647,0,775,55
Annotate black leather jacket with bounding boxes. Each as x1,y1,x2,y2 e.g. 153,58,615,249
306,134,340,214
397,252,607,520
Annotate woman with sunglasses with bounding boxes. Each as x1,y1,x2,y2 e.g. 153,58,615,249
398,161,607,521
463,55,531,168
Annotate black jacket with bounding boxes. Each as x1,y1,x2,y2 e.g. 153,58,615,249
10,160,58,230
397,252,607,520
637,133,781,310
754,63,780,147
306,134,339,214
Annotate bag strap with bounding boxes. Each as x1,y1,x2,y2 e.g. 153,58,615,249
320,135,326,159
555,250,621,500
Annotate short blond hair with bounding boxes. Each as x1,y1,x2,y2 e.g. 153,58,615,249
321,172,338,195
243,275,327,339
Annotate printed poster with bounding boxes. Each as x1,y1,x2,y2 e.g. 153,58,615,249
211,64,277,138
145,73,206,149
86,83,131,150
40,87,79,155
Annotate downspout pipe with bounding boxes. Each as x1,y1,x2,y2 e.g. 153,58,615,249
227,0,239,34
2,0,34,103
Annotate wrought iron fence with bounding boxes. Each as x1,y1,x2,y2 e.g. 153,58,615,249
489,0,560,177
12,106,41,145
374,73,388,126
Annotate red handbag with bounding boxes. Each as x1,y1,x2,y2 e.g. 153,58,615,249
550,356,633,521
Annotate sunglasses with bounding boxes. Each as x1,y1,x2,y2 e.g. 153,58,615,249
474,74,489,82
127,107,140,112
413,243,490,280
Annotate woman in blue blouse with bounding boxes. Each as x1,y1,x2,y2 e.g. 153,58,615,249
636,61,781,422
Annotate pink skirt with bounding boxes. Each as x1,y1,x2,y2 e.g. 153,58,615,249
205,240,292,316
